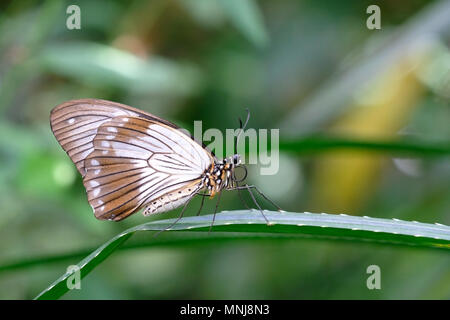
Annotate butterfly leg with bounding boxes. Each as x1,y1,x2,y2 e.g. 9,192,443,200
206,182,249,210
229,185,283,212
208,191,222,234
234,182,251,210
246,185,284,212
195,192,206,216
242,185,270,224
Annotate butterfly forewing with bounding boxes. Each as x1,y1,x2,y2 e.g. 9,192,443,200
50,99,183,176
50,99,215,221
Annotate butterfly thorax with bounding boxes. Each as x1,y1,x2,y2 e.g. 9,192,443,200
203,154,241,197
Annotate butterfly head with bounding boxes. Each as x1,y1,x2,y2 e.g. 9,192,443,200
226,154,241,166
224,154,247,185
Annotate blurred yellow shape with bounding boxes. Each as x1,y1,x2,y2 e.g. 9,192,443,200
310,59,425,214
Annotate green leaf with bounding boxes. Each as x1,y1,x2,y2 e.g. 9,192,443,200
278,1,450,135
34,210,450,300
37,42,203,96
217,0,269,47
0,233,305,273
279,136,450,157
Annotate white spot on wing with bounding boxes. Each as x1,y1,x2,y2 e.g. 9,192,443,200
93,188,101,197
89,180,100,188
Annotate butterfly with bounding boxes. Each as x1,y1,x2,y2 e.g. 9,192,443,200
50,99,281,226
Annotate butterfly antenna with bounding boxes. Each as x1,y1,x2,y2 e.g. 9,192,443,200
234,109,250,154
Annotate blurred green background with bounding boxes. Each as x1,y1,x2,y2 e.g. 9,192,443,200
0,0,449,299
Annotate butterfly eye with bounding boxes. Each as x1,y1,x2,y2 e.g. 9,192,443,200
232,164,247,182
233,154,240,165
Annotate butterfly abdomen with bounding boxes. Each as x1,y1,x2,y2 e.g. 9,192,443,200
143,180,202,216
